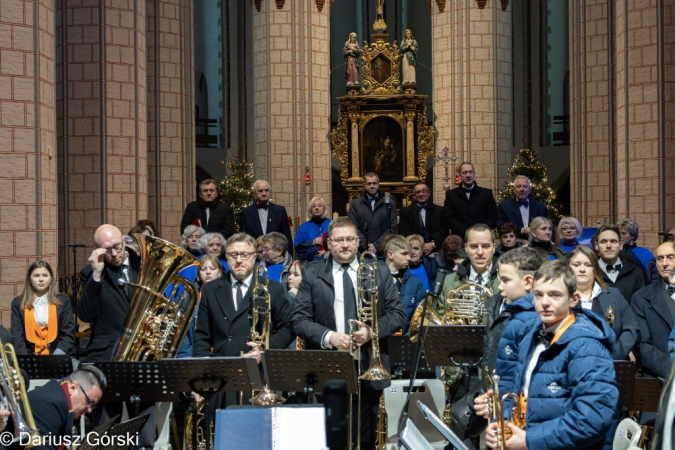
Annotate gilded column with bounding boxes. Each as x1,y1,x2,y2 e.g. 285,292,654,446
252,0,331,231
349,114,361,182
0,0,57,310
404,112,416,181
430,1,512,202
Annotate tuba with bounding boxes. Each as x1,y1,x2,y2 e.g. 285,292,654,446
248,265,285,405
1,344,41,448
486,368,526,450
112,234,199,361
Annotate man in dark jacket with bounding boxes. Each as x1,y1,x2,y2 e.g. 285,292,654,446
631,241,675,379
347,173,397,254
292,217,406,449
398,182,447,254
496,175,548,238
594,224,645,303
239,180,294,255
441,162,498,238
180,178,235,239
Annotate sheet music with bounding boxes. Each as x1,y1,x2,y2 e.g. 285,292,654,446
400,418,434,450
417,400,470,450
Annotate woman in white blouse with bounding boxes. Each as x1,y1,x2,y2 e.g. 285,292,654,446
11,260,76,355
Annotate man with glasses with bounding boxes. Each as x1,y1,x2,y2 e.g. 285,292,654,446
631,241,675,379
496,175,548,238
398,182,447,255
293,217,406,449
194,233,292,405
28,366,107,447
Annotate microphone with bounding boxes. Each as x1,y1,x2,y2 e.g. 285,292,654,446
65,243,88,248
431,270,447,298
384,192,390,204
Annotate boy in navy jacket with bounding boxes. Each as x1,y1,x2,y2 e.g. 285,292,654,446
486,261,618,450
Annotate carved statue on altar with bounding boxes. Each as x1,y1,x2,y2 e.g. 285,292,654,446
400,29,418,85
343,32,362,86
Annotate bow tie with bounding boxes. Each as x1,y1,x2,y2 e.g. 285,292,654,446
462,187,473,194
518,200,529,207
417,203,427,210
256,203,269,210
538,329,556,347
666,285,675,296
606,264,621,272
368,196,380,202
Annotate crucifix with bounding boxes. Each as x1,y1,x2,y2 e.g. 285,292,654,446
374,0,387,32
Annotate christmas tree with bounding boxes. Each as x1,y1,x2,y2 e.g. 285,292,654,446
497,142,564,224
218,157,255,229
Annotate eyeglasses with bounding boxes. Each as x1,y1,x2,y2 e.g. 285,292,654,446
560,227,577,232
414,189,430,194
329,236,358,244
225,252,256,261
79,385,97,410
101,242,124,254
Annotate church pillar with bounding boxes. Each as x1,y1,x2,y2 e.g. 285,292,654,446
57,0,147,254
252,0,331,232
430,1,512,204
569,1,615,226
146,0,195,243
0,0,57,306
614,2,675,249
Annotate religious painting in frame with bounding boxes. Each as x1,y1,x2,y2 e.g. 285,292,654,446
361,116,404,183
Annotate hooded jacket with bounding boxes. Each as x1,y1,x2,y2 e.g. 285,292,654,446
509,310,618,450
396,268,427,335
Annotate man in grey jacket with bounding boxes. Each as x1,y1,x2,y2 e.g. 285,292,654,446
347,172,397,254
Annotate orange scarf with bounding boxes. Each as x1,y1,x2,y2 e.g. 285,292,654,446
24,304,58,355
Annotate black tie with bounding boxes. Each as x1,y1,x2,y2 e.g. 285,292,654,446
667,285,675,297
342,264,357,333
518,200,529,208
538,329,555,347
606,264,622,272
475,273,483,285
235,281,244,311
419,208,428,240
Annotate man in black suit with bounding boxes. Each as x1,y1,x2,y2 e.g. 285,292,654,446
496,175,548,238
194,232,293,405
180,178,236,239
239,180,294,255
594,224,645,303
347,173,397,254
398,182,447,255
293,217,406,449
631,242,675,379
27,366,107,450
442,162,498,238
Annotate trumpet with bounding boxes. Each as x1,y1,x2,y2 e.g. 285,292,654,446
1,344,41,448
486,368,525,450
248,265,285,405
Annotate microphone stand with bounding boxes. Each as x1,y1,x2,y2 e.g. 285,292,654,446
65,243,88,359
397,270,448,448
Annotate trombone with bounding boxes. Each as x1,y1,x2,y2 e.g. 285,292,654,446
1,344,41,448
486,367,525,450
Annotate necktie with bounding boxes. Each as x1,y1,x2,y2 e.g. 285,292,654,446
256,203,268,210
475,273,483,285
235,281,244,310
121,264,129,282
418,204,428,240
538,329,555,347
416,204,427,210
462,187,472,194
606,264,621,272
667,285,675,296
518,200,529,208
342,264,357,333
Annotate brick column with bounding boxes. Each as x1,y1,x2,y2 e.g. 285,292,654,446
569,0,614,226
252,0,331,230
0,0,57,310
57,0,147,255
614,2,675,249
146,0,194,244
431,1,512,203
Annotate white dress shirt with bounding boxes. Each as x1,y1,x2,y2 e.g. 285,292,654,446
599,258,622,283
230,273,253,311
322,258,359,349
34,294,49,328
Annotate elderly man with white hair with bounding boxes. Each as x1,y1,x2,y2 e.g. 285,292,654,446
239,180,293,254
496,175,548,238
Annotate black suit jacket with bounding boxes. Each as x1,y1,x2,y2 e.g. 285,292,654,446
631,281,674,378
193,274,293,357
398,202,447,246
77,252,140,362
239,203,294,255
651,360,675,449
496,198,548,233
600,257,645,305
442,184,498,238
11,294,76,356
180,197,236,239
292,256,407,388
28,378,74,450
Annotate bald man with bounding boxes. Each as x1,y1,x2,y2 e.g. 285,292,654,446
78,224,140,363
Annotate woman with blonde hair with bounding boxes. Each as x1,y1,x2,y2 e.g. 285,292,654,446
11,260,76,355
294,196,331,261
528,216,567,260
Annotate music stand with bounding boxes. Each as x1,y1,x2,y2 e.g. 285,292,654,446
102,414,150,450
17,355,73,380
423,326,485,394
630,377,663,413
159,357,262,450
388,336,435,379
78,414,121,450
95,361,179,418
262,350,358,401
613,361,637,409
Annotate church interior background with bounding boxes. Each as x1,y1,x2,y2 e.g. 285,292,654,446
0,0,673,316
